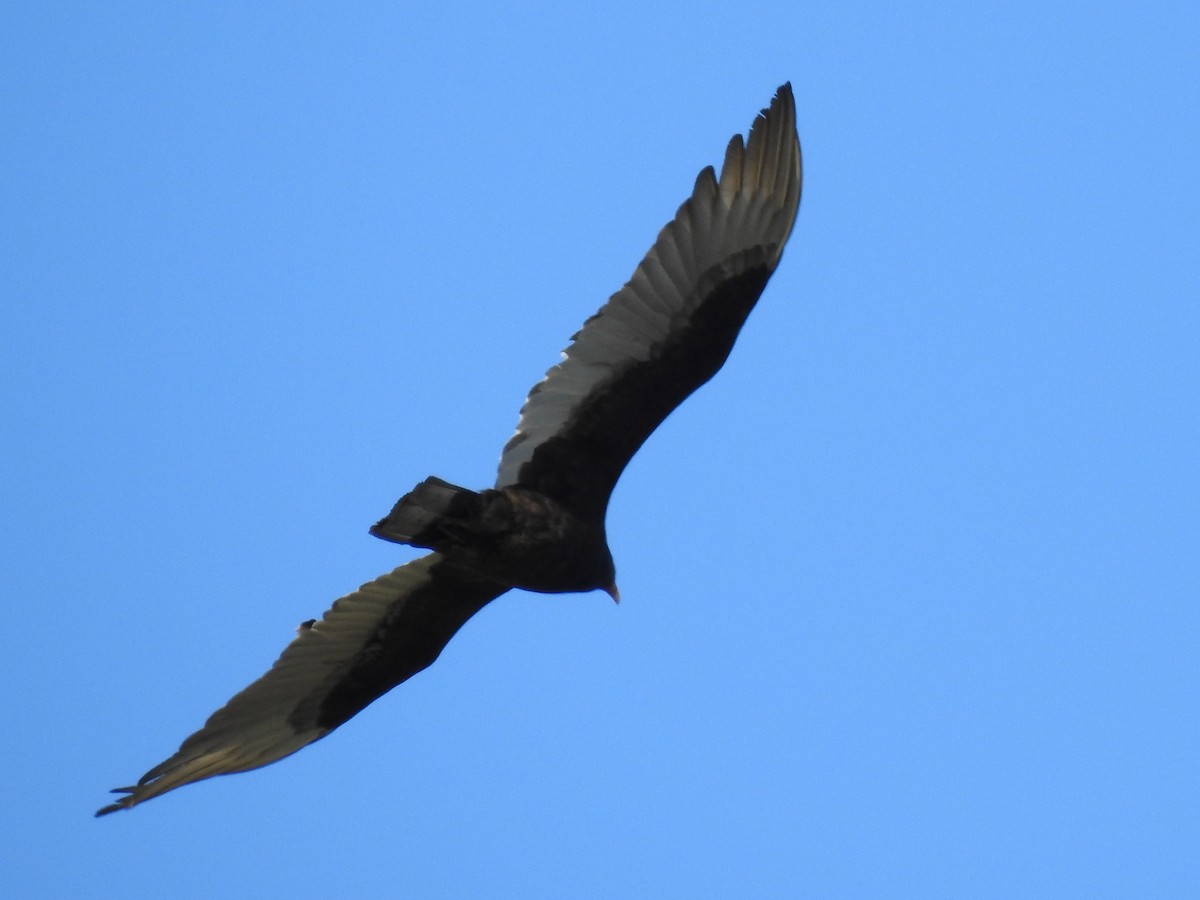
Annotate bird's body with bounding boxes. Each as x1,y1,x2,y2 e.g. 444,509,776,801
98,83,802,816
372,477,616,597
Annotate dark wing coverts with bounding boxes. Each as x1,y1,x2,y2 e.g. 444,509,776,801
97,556,505,815
496,84,802,519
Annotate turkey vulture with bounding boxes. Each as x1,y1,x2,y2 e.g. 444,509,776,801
97,83,802,816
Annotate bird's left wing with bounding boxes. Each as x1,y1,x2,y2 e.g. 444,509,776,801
98,553,506,815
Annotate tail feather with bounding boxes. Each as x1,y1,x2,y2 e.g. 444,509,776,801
370,477,479,547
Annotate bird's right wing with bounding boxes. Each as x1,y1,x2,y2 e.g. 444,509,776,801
495,84,802,520
98,553,507,815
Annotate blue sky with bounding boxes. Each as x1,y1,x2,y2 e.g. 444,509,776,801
3,2,1197,897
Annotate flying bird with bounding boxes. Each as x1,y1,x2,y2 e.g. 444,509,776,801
98,83,802,816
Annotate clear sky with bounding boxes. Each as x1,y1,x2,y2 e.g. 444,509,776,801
3,2,1197,897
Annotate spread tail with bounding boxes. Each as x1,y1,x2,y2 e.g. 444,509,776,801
369,476,480,548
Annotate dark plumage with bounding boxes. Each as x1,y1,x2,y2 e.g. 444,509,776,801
97,83,802,816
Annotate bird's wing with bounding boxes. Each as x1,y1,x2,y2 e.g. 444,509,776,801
98,554,506,815
495,83,802,519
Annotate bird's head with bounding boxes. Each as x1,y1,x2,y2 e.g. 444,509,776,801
597,546,619,604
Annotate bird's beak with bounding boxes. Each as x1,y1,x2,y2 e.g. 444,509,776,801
604,582,621,604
